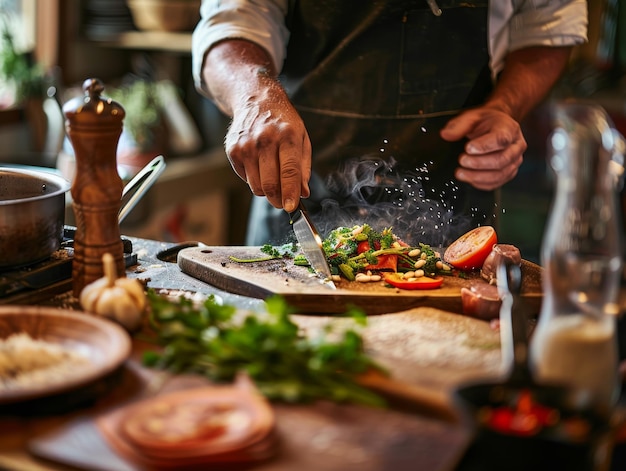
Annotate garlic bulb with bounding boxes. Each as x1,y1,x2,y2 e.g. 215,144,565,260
80,253,146,331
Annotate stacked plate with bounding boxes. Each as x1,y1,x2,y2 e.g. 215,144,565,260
98,381,276,469
82,0,136,38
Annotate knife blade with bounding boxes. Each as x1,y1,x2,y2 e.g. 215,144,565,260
292,201,336,289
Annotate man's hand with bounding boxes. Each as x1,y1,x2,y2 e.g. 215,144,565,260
440,107,527,191
439,45,573,191
225,83,311,212
203,40,311,213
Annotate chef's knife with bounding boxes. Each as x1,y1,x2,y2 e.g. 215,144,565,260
292,201,336,289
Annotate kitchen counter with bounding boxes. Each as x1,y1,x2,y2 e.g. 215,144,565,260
0,236,624,471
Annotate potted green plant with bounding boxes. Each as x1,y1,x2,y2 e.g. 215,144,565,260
0,14,49,153
107,79,169,170
0,17,45,104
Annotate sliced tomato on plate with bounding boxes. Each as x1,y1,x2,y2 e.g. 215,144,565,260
383,273,444,290
365,254,398,271
443,226,497,271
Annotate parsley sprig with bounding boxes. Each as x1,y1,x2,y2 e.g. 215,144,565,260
143,291,386,407
228,243,298,263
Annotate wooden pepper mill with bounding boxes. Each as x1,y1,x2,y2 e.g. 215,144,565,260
63,78,126,297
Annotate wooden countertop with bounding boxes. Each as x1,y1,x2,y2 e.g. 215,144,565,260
0,237,623,471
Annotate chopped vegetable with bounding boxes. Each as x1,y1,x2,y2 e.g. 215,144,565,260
443,226,497,271
365,254,397,272
142,292,386,407
322,224,451,282
383,273,444,290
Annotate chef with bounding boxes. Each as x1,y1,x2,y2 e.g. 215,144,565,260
192,0,588,245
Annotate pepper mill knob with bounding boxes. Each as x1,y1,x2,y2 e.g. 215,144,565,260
63,78,126,297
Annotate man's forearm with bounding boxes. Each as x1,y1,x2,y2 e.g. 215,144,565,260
202,39,279,117
484,46,573,122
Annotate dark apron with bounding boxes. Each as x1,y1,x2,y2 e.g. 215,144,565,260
246,0,494,247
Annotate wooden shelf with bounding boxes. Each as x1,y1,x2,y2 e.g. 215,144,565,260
86,30,192,53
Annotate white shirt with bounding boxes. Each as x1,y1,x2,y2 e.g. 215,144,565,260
192,0,588,97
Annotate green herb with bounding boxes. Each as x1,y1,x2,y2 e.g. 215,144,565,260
143,291,386,407
229,243,298,263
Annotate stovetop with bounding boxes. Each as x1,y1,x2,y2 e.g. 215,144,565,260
0,227,137,305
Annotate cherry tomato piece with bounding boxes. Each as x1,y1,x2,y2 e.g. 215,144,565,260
383,273,444,290
443,226,498,271
357,241,371,254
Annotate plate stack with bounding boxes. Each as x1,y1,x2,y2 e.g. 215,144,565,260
98,381,276,469
82,0,136,38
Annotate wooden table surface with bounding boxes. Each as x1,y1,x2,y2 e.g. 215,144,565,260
0,237,623,471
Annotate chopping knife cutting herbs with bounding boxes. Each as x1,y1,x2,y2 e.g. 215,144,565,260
142,292,387,407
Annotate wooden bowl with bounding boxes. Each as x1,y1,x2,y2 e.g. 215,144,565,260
127,0,201,32
0,306,131,404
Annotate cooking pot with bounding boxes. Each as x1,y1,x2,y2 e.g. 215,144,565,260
0,156,166,270
0,167,70,269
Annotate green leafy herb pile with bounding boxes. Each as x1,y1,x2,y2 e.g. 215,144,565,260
142,291,386,407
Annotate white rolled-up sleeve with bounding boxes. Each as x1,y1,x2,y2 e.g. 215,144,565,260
192,0,290,97
489,0,588,78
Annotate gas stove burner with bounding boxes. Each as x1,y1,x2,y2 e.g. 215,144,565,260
0,226,137,304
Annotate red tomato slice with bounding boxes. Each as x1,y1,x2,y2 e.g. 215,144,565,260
443,226,497,271
365,254,397,271
383,273,444,290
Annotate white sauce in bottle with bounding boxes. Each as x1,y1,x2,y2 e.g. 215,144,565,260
530,314,619,412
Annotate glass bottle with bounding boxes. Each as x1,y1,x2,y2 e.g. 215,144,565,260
529,101,625,417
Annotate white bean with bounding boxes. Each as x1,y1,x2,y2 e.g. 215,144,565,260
355,273,371,282
408,249,421,257
414,259,426,269
369,274,381,282
403,271,415,279
415,269,425,277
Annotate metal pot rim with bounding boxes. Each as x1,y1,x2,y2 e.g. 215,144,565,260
0,166,70,206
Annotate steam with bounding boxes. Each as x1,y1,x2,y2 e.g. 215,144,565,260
312,155,482,247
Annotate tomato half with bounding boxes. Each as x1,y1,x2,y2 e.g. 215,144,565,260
443,226,497,271
383,273,444,290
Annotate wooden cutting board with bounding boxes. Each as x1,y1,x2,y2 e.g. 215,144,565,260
177,246,543,315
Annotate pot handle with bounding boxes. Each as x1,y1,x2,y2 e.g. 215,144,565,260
118,155,167,224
